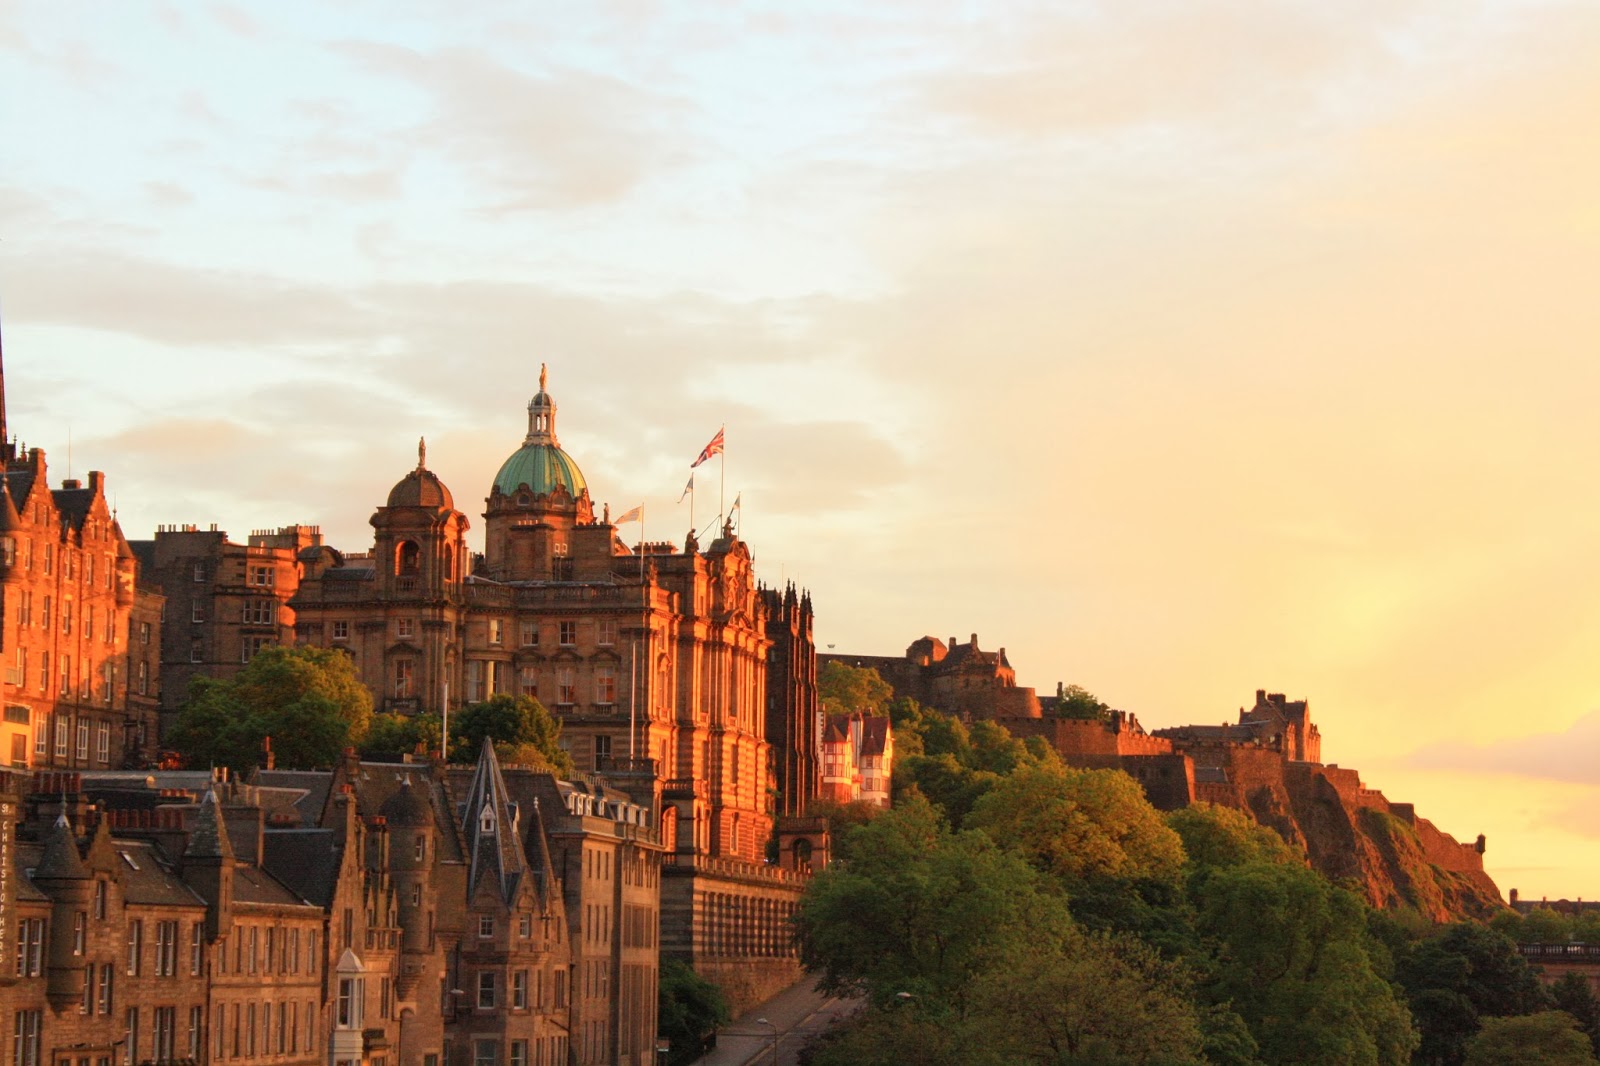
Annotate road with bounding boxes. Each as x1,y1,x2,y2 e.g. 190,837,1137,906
690,976,858,1066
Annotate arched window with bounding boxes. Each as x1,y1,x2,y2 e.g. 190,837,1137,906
396,541,421,576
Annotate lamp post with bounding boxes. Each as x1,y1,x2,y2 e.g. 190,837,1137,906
755,1018,778,1066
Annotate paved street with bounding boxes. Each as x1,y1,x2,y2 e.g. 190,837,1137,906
691,977,858,1066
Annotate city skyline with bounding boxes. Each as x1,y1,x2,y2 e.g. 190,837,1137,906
4,1,1599,898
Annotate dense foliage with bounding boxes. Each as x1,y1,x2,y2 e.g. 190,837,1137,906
168,645,373,771
446,693,574,774
794,667,1577,1066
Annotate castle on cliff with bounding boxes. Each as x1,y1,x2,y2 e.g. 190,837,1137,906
823,635,1503,919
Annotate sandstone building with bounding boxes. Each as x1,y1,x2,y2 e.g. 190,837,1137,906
276,371,815,1009
0,348,163,771
128,525,321,731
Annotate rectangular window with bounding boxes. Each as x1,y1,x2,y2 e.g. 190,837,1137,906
216,1004,226,1060
192,562,205,582
18,590,30,626
190,641,203,663
380,976,392,1021
153,1006,175,1063
510,1042,526,1066
488,619,503,645
512,970,528,1010
139,621,150,644
594,735,612,770
474,1041,497,1066
394,658,414,699
598,619,616,646
519,665,537,698
42,544,52,575
123,1008,138,1066
73,912,86,956
558,621,577,646
156,920,178,977
12,1011,40,1066
467,661,485,703
289,929,299,974
243,598,274,625
191,602,204,623
557,668,576,706
137,660,148,696
32,717,45,757
40,597,49,628
332,620,349,641
248,926,258,974
250,565,274,587
396,617,415,639
519,621,536,646
97,964,113,1014
126,920,142,976
188,1006,203,1059
518,914,532,938
96,723,110,765
336,978,363,1029
14,919,42,977
62,600,71,635
246,1004,256,1057
477,970,496,1009
596,665,616,705
75,722,89,761
55,717,67,758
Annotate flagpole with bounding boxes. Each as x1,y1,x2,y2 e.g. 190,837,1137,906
719,424,726,528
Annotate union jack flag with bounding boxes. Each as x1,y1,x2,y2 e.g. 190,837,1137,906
691,427,724,468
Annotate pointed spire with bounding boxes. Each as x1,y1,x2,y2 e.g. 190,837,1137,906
0,479,20,532
185,788,234,860
0,305,12,464
459,737,527,903
36,812,88,880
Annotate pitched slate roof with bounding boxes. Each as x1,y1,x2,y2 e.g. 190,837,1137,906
456,739,527,904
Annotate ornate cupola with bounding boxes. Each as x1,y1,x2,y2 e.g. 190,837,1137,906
483,365,595,581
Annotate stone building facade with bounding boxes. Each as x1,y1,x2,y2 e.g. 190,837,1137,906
285,371,814,1009
127,525,321,728
0,362,164,771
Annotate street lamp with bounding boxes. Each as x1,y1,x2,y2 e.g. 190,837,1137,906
755,1018,779,1065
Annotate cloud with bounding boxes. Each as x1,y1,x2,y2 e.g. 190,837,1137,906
334,41,686,209
1410,712,1600,785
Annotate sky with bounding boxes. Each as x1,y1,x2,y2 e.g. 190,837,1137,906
3,0,1600,898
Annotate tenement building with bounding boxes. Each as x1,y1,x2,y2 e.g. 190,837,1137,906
128,524,321,730
0,345,163,770
287,369,815,1009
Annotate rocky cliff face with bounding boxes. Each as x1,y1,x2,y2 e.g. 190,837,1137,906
1222,761,1503,921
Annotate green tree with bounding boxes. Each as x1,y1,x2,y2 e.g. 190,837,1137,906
1464,1012,1599,1066
818,661,893,716
796,797,1069,1010
1167,803,1301,870
968,765,1187,886
167,646,374,772
1055,683,1110,721
1520,907,1575,945
1396,922,1552,1066
360,713,441,761
1194,861,1418,1065
448,694,573,775
657,957,730,1066
1552,972,1600,1058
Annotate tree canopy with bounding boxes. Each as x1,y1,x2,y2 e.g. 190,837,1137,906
1463,1012,1599,1066
167,645,373,772
447,693,573,774
818,661,893,716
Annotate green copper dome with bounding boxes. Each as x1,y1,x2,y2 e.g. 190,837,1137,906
493,442,586,498
494,365,587,499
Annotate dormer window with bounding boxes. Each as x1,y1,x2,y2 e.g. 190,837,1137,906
479,805,496,835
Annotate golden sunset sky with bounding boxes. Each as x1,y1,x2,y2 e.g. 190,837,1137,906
3,1,1599,897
